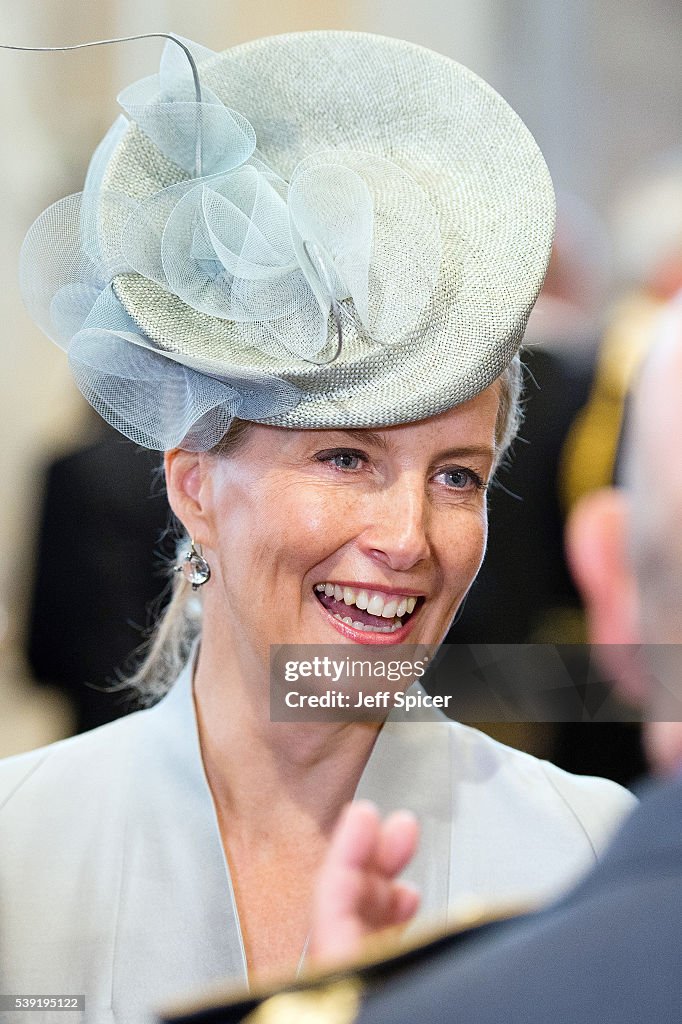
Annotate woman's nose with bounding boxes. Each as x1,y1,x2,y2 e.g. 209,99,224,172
359,480,431,572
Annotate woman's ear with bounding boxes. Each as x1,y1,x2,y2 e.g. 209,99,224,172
164,449,209,542
566,487,645,705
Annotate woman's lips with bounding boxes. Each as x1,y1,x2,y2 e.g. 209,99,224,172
314,589,422,644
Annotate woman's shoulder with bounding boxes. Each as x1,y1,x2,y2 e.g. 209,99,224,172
0,707,148,815
442,719,637,850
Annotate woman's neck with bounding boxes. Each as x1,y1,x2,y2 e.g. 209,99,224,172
192,633,381,834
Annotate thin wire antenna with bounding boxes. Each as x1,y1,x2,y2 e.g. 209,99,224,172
0,33,204,177
302,240,344,364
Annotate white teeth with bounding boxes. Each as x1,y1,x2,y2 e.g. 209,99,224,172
352,619,401,633
317,583,420,621
332,613,403,634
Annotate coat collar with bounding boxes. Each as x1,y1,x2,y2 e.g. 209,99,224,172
123,658,454,1000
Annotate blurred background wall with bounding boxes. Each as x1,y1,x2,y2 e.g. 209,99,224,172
0,0,680,755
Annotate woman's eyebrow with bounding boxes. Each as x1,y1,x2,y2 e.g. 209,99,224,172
336,429,389,450
434,444,496,463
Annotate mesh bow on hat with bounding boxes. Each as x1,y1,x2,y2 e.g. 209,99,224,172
19,32,555,450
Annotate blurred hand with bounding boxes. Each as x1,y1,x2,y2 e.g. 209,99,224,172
309,800,420,969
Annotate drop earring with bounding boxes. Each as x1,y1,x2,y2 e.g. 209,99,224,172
174,539,211,590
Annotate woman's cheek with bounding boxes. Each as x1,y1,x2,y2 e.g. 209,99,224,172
297,490,366,542
440,510,488,585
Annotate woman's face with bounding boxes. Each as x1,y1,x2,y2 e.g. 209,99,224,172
185,384,500,656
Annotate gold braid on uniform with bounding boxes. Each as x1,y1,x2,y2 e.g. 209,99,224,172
244,980,363,1024
560,292,663,513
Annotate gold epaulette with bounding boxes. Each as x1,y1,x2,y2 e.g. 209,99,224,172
560,292,662,512
161,898,533,1024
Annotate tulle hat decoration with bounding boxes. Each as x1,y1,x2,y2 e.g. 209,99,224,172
16,31,555,450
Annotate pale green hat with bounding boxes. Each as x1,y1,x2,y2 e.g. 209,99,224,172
20,32,554,449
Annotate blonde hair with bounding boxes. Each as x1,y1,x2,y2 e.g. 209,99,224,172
128,354,524,702
125,419,253,704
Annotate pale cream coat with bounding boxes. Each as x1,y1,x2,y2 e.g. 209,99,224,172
0,657,635,1024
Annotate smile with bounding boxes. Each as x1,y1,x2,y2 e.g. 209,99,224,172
314,582,421,635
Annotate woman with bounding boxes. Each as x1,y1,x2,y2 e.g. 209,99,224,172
0,31,633,1022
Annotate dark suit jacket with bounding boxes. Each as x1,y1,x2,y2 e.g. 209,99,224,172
27,428,172,731
356,777,681,1024
162,779,680,1024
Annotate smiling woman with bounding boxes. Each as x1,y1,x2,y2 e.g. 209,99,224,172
0,30,635,1024
176,394,496,652
133,367,519,694
142,389,499,692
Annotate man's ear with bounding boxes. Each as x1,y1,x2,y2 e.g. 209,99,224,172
567,487,637,644
164,449,210,543
566,487,645,704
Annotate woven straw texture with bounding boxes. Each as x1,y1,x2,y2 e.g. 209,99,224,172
104,31,554,431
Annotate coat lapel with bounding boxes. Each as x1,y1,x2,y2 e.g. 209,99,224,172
114,658,248,1018
115,671,454,1016
355,696,453,929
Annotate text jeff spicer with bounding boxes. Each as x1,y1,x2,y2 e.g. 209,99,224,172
284,690,451,709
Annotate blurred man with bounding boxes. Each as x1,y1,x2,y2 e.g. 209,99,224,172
165,303,682,1024
333,306,682,1023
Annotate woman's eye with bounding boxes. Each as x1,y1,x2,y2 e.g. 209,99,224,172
315,449,365,471
438,467,484,490
332,453,360,470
